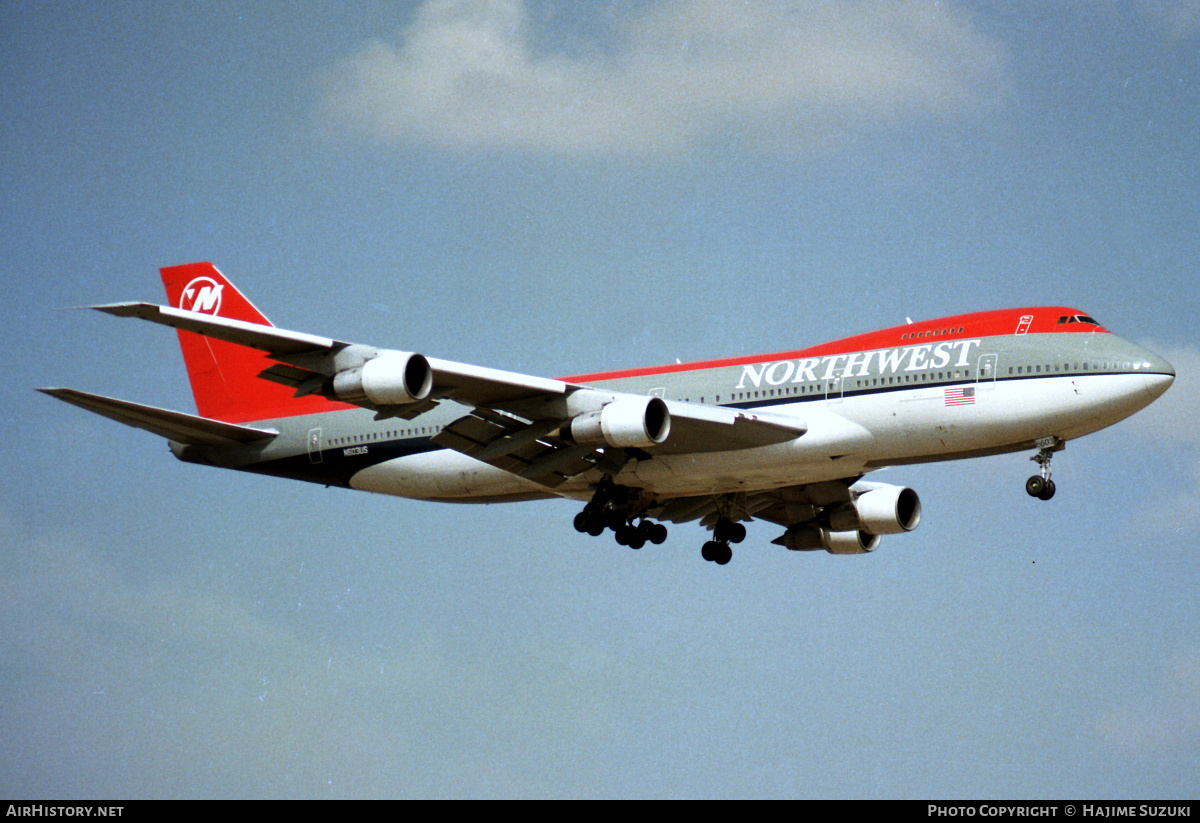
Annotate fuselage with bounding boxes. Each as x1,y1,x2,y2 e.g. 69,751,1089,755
177,306,1174,504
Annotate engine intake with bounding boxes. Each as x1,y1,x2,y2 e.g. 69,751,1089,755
828,484,921,535
333,351,433,406
563,396,671,449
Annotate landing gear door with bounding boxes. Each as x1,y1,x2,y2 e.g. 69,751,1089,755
976,354,998,392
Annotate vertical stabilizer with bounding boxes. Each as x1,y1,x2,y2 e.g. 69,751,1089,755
160,262,344,423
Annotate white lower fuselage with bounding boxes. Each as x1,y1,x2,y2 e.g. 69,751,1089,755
345,340,1173,503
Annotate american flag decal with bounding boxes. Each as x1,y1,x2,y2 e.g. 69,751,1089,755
945,386,976,406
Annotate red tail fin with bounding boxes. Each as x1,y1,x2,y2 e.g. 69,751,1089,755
160,262,346,423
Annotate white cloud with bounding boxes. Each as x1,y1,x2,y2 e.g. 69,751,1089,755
318,0,1011,156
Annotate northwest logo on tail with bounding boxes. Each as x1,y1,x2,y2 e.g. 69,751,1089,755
179,277,223,315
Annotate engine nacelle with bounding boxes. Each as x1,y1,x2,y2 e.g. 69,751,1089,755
828,484,921,535
777,524,881,555
563,396,671,449
332,351,433,406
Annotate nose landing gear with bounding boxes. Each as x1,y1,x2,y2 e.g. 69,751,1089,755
1026,436,1061,501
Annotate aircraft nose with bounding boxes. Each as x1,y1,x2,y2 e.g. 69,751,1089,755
1143,371,1173,401
1141,353,1174,401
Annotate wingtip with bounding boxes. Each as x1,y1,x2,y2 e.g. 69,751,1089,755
38,387,80,400
90,301,154,316
53,301,160,315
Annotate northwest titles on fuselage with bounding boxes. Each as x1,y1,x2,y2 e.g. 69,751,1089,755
736,339,982,390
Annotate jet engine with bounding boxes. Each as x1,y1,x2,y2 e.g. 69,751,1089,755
776,524,881,555
563,396,671,449
828,484,921,535
773,483,920,555
332,351,433,406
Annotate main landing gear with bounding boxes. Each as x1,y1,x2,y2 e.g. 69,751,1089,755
700,518,747,566
573,481,750,564
573,481,668,550
1026,436,1060,501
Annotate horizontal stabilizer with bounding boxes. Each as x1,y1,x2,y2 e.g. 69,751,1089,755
39,388,278,447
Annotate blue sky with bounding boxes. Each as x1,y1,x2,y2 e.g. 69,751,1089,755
2,0,1198,798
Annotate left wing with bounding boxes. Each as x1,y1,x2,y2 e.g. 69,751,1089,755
93,301,806,486
652,477,920,554
92,301,568,412
37,387,277,447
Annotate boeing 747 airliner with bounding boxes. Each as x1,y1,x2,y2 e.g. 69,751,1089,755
42,262,1175,565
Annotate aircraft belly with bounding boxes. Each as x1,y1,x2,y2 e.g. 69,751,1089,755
625,407,874,496
349,449,555,501
624,447,771,496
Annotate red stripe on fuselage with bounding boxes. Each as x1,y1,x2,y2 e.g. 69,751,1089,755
560,307,1107,384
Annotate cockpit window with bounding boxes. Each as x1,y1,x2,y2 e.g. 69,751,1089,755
1057,314,1099,326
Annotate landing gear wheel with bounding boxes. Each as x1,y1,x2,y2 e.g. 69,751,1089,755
1027,436,1061,502
576,507,607,537
649,523,668,545
701,540,733,564
626,522,648,550
713,517,747,545
628,521,653,548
